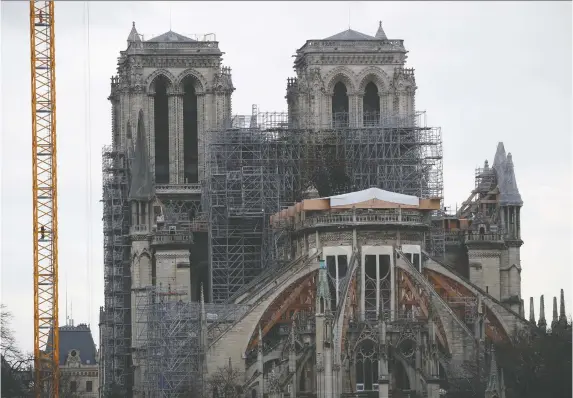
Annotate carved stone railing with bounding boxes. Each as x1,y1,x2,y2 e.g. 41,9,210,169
151,232,193,246
130,225,150,235
297,211,426,229
465,232,504,242
304,39,405,50
155,183,202,195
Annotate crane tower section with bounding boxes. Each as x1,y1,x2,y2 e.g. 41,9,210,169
29,0,60,395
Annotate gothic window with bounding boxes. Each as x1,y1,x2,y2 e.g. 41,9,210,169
326,254,349,308
363,82,380,126
332,81,349,128
153,75,170,183
364,254,393,320
182,77,199,183
355,340,379,391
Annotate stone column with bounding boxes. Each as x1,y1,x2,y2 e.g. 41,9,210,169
349,94,359,128
147,94,155,175
197,93,207,182
167,92,179,184
167,91,183,184
175,92,184,183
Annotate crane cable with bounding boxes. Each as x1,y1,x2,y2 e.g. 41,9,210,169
83,1,93,328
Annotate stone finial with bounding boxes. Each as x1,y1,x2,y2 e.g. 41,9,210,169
559,289,568,328
375,21,388,40
538,295,547,332
529,297,535,323
559,289,566,320
485,347,500,395
128,21,141,43
551,296,558,330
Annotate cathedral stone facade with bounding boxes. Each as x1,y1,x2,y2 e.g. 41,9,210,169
100,22,532,398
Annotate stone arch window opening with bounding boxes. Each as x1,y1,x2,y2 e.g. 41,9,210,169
153,75,171,184
364,254,392,321
363,81,380,127
326,254,348,308
355,339,379,391
332,81,349,128
182,77,199,183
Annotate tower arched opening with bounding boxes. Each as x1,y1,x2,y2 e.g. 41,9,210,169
332,81,349,128
182,77,199,183
363,82,380,126
153,75,170,183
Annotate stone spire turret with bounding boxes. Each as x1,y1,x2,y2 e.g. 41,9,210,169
529,297,535,323
559,289,567,327
375,21,388,40
129,110,154,201
538,295,546,332
316,259,332,315
485,347,501,398
127,21,141,44
551,296,558,330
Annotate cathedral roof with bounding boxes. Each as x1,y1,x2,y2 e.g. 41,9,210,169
324,28,377,41
146,30,196,43
129,110,154,201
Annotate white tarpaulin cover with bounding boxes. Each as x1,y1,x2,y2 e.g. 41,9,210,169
326,187,420,207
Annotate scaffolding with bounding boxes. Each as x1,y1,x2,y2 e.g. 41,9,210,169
101,145,132,395
206,111,444,303
133,287,250,397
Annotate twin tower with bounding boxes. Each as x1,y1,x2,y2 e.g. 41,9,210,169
110,22,417,186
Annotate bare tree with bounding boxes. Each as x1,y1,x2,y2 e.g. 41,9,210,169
205,358,244,398
1,304,34,396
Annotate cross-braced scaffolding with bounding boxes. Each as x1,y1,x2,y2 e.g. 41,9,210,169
101,146,132,394
206,111,444,303
133,287,251,397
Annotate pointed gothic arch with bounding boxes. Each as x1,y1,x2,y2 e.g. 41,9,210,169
325,67,356,95
356,68,390,94
175,69,207,94
150,74,171,183
146,69,176,94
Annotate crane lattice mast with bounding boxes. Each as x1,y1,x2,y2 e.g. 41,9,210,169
30,0,59,395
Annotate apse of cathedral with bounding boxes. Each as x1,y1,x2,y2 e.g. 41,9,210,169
98,20,555,398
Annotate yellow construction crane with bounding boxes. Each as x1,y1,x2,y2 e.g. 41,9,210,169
29,0,59,396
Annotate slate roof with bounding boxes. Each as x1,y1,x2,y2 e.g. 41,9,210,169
146,30,196,43
47,324,97,366
324,28,377,41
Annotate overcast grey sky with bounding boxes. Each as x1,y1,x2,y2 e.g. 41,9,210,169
1,1,571,354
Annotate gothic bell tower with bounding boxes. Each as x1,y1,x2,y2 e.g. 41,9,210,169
287,22,416,130
110,23,234,185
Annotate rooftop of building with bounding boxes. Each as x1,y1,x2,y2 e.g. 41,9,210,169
47,323,97,366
